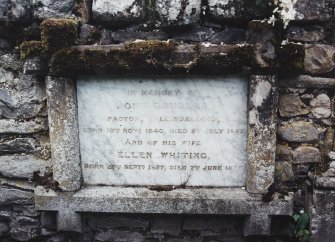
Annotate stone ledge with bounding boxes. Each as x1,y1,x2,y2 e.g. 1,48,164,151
35,186,293,235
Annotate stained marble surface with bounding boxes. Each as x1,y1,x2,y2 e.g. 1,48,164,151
77,76,248,187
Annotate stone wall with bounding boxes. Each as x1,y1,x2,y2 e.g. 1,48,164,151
0,0,334,241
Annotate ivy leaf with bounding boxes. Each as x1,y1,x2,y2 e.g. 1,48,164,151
296,213,309,232
292,214,300,222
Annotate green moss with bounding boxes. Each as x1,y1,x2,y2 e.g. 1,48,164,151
41,18,78,53
197,45,255,73
50,40,178,75
276,43,305,74
19,41,46,60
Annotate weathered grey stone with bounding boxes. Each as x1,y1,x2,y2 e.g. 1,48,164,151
310,94,331,119
0,187,33,205
0,208,11,219
0,138,36,155
92,0,144,25
13,205,40,217
293,146,321,164
321,127,334,151
286,26,326,42
10,216,40,241
276,144,293,161
294,0,332,21
95,230,144,242
156,0,201,26
0,221,9,236
35,186,293,235
0,75,47,119
78,24,101,45
322,162,335,177
278,121,323,143
0,155,49,179
209,27,246,44
87,215,149,229
280,75,335,89
23,57,48,75
0,0,32,22
0,67,14,84
278,94,309,117
46,77,81,191
151,216,181,236
314,177,335,188
111,30,169,43
308,189,335,242
208,0,246,20
0,178,36,191
33,0,75,19
275,162,294,182
0,118,48,134
0,52,22,72
247,76,277,194
304,45,335,74
328,151,335,160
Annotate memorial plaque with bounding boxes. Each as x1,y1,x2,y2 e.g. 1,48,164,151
77,77,248,187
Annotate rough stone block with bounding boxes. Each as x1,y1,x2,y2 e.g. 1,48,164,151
308,189,335,242
0,155,49,179
23,57,48,75
276,144,293,161
278,121,323,143
0,138,36,155
33,0,75,19
294,0,332,21
293,146,321,164
92,0,144,26
0,187,33,205
286,26,326,43
304,45,335,74
0,75,47,119
46,77,81,191
0,118,48,134
10,216,40,241
247,75,278,194
310,94,331,119
0,0,32,22
278,94,309,117
208,0,247,20
156,0,201,26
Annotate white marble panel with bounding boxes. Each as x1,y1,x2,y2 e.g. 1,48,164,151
77,76,248,187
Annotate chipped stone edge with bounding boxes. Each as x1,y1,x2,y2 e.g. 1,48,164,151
46,76,82,191
247,75,278,194
34,186,293,235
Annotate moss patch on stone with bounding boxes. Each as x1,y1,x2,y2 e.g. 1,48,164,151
41,18,78,53
196,44,255,73
276,43,305,74
19,41,46,60
50,40,178,75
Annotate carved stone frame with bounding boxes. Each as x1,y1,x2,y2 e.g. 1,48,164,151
35,74,293,235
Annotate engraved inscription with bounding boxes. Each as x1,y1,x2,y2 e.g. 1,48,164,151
77,77,248,187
